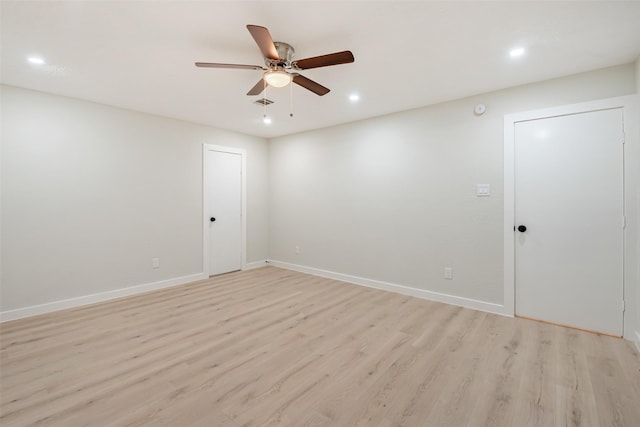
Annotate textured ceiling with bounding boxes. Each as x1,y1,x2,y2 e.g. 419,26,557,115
2,1,640,138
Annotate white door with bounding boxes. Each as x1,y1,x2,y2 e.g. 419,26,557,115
205,148,242,276
514,108,624,336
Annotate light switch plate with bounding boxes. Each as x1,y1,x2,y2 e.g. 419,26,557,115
477,184,491,197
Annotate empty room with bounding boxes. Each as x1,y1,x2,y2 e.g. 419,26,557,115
1,1,640,426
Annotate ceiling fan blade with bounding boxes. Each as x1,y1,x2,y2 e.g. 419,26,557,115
246,25,279,61
294,50,354,70
292,74,330,96
195,62,265,70
247,78,266,96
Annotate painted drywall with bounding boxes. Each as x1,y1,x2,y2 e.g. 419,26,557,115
0,85,269,312
636,56,640,349
268,63,637,307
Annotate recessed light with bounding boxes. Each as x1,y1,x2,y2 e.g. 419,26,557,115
28,57,45,65
349,94,360,102
509,47,525,58
263,116,272,125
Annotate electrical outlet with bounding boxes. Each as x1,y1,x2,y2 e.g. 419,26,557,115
476,184,491,197
152,258,160,269
295,246,300,254
444,267,453,280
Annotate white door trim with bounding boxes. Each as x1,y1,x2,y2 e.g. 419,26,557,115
503,95,639,339
203,144,247,276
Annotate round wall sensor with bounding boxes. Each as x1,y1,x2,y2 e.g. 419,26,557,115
474,104,486,115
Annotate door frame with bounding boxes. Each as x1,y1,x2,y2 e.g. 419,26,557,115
503,95,639,340
203,144,247,276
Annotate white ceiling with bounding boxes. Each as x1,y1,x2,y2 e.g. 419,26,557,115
2,1,640,139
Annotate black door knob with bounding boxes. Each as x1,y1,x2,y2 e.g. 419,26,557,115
210,217,216,222
517,225,527,232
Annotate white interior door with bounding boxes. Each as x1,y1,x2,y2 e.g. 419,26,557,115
514,108,624,336
205,148,242,276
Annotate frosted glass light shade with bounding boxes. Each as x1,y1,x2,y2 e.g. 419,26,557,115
264,70,292,88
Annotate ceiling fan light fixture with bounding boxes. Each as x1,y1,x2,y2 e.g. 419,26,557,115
264,70,292,88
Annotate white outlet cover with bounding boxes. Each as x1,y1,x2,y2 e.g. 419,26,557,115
444,267,453,279
476,184,491,196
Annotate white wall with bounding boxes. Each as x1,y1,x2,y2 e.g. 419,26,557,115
1,85,269,314
2,62,639,334
636,56,640,348
269,64,637,310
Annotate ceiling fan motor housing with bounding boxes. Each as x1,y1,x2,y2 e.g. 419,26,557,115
270,42,295,68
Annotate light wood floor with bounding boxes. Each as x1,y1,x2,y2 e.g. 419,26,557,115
1,267,639,426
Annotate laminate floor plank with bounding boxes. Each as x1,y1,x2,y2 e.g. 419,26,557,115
580,331,638,427
512,321,557,427
554,327,599,427
1,266,639,426
421,313,503,426
465,317,526,426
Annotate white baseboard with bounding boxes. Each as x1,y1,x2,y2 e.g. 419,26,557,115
243,260,269,270
267,260,508,316
0,272,207,323
1,260,509,323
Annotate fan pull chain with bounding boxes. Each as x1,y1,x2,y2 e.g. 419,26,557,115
289,81,294,117
263,80,269,123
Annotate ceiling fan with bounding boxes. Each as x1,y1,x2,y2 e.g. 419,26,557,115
195,25,355,96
